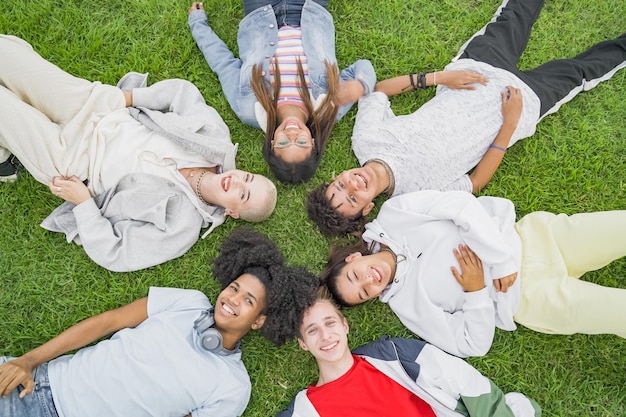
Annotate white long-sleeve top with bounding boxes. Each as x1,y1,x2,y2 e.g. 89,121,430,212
363,190,523,357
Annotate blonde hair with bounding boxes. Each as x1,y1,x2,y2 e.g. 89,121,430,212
237,176,277,222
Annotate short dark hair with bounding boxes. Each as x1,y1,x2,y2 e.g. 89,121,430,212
296,286,345,339
319,239,372,307
213,228,320,345
306,183,366,236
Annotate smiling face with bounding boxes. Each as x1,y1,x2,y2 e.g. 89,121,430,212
202,170,274,219
325,167,378,218
297,300,350,364
214,273,267,339
334,252,395,305
272,117,314,163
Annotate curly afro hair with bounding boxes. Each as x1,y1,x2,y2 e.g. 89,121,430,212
213,227,320,346
306,183,367,236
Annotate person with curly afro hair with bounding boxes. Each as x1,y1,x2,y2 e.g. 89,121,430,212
212,227,321,346
0,228,319,417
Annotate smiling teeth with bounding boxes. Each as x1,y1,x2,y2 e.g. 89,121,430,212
356,174,367,187
373,268,381,283
222,303,235,315
320,341,338,351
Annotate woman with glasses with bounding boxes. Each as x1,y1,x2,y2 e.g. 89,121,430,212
188,0,376,184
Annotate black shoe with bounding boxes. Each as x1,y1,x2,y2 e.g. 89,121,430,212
0,155,18,182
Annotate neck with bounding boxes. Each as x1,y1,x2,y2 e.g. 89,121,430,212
316,350,354,386
216,326,245,351
179,167,216,206
277,103,309,123
365,160,392,197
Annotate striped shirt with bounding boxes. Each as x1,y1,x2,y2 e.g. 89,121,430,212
271,26,311,109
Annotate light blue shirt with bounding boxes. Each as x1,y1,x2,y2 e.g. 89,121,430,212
188,0,376,129
49,287,251,417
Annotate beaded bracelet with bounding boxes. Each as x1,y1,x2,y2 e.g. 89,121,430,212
489,144,507,153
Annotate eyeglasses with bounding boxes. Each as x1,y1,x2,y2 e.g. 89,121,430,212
271,137,315,149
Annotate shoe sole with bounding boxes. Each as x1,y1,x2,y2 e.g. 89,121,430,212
0,173,17,182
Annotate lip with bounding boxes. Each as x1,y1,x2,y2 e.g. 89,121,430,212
284,121,300,130
371,266,383,283
354,172,368,190
220,301,237,316
320,340,339,352
222,176,231,192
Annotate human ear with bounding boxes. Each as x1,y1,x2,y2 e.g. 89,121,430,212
361,201,375,216
297,338,310,351
225,208,240,219
345,252,362,263
252,314,266,330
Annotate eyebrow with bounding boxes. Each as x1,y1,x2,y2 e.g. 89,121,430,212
345,273,365,301
244,175,253,203
328,191,344,210
332,183,355,208
233,281,259,304
303,315,337,333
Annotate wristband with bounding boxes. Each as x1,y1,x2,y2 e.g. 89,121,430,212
489,144,507,153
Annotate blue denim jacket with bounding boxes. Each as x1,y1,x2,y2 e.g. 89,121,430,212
188,0,376,129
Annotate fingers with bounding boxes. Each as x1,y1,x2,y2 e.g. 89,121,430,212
453,244,481,267
0,365,31,398
452,244,485,292
502,86,521,102
48,176,63,197
19,379,34,398
189,2,203,13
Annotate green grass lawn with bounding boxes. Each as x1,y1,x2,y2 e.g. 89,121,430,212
1,0,625,416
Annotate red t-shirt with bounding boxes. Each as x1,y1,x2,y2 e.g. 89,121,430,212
306,355,436,416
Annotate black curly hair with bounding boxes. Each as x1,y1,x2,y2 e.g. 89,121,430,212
213,227,320,346
306,183,367,236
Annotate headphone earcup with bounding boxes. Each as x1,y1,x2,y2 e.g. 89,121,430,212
200,328,223,351
194,308,228,354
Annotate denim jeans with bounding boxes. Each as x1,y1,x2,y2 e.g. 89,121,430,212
243,0,328,26
0,357,59,417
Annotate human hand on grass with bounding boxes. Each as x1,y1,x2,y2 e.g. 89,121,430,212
49,176,91,205
0,357,35,398
451,244,485,292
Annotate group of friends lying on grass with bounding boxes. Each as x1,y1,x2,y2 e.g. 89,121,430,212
0,0,624,415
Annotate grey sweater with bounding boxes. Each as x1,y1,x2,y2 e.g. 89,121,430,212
41,74,237,272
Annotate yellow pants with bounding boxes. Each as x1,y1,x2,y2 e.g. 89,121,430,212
514,210,626,337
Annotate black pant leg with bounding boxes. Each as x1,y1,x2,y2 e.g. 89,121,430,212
455,0,545,72
518,34,626,117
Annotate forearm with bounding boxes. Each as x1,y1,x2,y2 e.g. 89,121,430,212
468,122,516,193
17,298,148,368
374,72,436,97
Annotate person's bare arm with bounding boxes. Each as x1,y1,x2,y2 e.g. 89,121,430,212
469,86,523,193
0,297,148,398
374,70,487,97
